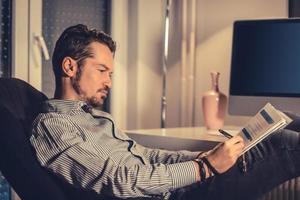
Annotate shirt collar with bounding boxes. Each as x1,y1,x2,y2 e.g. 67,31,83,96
42,99,113,120
42,99,113,119
42,99,87,113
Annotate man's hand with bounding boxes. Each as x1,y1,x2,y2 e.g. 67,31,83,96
206,136,245,174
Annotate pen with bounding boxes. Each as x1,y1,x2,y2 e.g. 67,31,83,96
218,129,233,139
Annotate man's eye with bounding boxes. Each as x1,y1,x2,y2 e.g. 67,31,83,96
98,69,106,73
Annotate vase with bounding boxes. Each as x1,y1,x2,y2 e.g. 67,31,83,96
202,71,227,130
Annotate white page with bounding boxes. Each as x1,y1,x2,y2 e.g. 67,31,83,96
236,103,292,154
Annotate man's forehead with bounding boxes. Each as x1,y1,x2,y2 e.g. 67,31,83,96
89,42,113,54
88,43,113,59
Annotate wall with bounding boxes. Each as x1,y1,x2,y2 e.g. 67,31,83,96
111,0,129,130
111,0,165,129
111,0,288,130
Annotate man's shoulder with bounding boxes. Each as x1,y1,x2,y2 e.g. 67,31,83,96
30,111,79,142
31,111,71,130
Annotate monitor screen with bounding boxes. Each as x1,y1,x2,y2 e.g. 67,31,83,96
229,19,300,116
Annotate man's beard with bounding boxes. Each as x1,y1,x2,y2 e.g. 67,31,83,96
71,76,104,108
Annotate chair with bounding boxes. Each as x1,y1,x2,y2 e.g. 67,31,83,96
0,78,108,200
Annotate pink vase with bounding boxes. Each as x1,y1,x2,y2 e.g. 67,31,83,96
202,71,227,130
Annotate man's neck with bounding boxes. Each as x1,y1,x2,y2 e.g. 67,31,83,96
54,79,80,100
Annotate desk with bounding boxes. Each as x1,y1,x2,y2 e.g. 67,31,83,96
125,126,240,151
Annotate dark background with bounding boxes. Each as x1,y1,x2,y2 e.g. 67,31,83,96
289,0,300,17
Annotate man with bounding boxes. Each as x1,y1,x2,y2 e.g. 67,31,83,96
30,24,300,200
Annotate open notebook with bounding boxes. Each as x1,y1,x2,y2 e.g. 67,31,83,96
235,103,292,154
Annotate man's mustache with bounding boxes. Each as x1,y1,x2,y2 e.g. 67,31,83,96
97,87,109,94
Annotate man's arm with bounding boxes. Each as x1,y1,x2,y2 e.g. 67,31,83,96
30,117,199,198
114,128,202,164
134,143,201,164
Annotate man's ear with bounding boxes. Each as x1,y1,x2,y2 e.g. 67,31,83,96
62,57,77,77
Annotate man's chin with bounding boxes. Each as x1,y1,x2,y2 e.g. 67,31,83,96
85,97,104,108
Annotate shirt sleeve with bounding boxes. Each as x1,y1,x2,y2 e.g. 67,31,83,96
135,143,201,164
115,128,202,164
30,117,198,198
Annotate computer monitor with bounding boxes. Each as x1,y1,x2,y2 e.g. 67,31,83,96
229,18,300,116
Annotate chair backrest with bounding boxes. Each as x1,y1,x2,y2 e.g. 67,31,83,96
0,78,105,200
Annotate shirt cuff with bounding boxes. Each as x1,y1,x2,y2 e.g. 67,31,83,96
167,161,198,190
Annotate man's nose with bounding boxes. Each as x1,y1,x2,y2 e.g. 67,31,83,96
104,76,112,88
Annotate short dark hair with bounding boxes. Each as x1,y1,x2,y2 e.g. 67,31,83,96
52,24,116,88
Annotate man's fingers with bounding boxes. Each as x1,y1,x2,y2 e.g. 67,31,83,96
223,137,245,156
234,142,245,155
226,135,244,145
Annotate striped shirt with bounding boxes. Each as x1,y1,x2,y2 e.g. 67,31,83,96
30,99,200,199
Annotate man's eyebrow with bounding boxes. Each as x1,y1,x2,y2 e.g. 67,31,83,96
96,64,109,69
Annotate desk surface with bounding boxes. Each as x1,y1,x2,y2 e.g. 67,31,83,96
125,126,241,151
126,126,240,142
